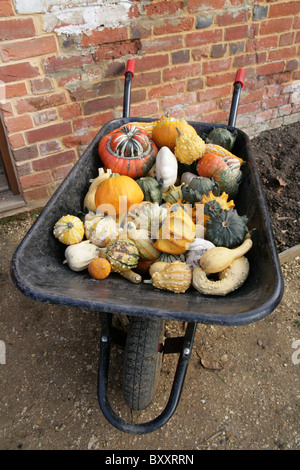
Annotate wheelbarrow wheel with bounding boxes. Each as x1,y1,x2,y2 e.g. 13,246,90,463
123,316,164,411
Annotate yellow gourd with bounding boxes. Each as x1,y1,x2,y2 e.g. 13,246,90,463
200,236,253,273
53,214,84,245
174,131,206,165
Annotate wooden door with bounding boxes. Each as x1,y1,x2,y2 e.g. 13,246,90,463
0,115,19,195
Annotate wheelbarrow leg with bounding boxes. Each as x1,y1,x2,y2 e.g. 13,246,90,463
97,312,197,434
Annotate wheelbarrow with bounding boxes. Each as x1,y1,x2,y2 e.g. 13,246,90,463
11,60,284,434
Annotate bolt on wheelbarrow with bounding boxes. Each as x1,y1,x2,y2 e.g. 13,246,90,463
11,60,284,434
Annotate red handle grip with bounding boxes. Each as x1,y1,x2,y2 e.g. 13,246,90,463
234,68,245,88
125,59,135,78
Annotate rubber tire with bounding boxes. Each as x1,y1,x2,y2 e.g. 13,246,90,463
123,316,164,411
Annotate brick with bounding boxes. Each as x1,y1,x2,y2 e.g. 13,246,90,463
188,0,226,12
83,96,123,116
73,112,115,132
4,82,28,99
196,15,213,29
206,71,236,87
134,54,169,73
23,186,49,202
269,46,297,61
105,61,125,78
93,40,140,61
187,77,204,91
8,133,25,149
269,1,300,18
130,101,159,118
211,43,227,58
144,1,184,17
225,25,248,41
217,9,250,26
133,71,161,88
162,92,197,111
172,49,190,65
32,149,77,171
198,85,231,102
31,77,54,95
279,32,295,47
59,103,82,120
229,41,245,55
5,114,33,133
257,61,285,76
0,18,35,41
0,0,14,16
0,36,57,62
13,145,39,163
43,54,93,74
253,5,268,20
68,80,116,101
148,81,186,100
17,91,67,114
81,27,128,47
63,129,98,148
202,58,231,74
130,23,152,39
260,18,293,36
234,52,266,67
185,101,218,119
39,140,62,156
186,29,223,47
19,171,52,190
34,108,58,126
53,163,74,181
286,59,299,72
0,62,39,83
26,122,72,144
153,17,194,35
141,35,183,54
262,95,289,110
163,63,202,82
16,161,32,177
247,36,278,52
191,45,210,61
201,109,228,124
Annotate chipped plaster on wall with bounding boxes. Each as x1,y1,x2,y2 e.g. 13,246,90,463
13,0,133,34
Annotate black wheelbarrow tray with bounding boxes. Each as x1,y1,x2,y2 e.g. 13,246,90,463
11,113,284,434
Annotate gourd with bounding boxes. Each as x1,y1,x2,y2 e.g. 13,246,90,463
153,206,196,254
181,172,198,185
106,238,139,272
185,238,215,270
181,176,220,204
155,146,178,191
136,176,163,204
204,144,243,182
98,123,158,179
88,258,111,279
196,153,239,198
159,252,186,263
162,184,183,204
53,214,84,245
204,127,238,151
192,256,250,296
94,174,144,215
200,236,253,273
128,201,167,237
83,168,116,212
201,190,235,225
205,208,249,248
89,214,118,248
127,222,161,261
129,120,158,139
152,113,197,151
150,261,192,293
174,130,206,165
63,240,100,271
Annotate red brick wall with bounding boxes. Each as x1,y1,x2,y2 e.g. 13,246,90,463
0,0,299,206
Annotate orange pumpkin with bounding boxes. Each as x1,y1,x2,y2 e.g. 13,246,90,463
98,123,158,179
152,114,197,150
94,174,144,215
196,153,239,197
88,258,111,279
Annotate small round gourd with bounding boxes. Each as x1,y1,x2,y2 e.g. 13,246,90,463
106,238,139,271
53,214,84,245
88,258,111,279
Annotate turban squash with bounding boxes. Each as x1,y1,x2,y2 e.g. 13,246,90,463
98,123,158,179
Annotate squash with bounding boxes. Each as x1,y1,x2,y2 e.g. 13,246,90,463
153,206,196,254
98,123,158,179
204,143,243,182
204,127,238,151
181,176,220,204
126,222,161,261
83,168,116,213
150,261,192,293
152,113,197,150
106,238,139,271
162,184,183,204
192,256,250,296
155,146,178,191
53,214,84,245
181,171,198,185
200,236,253,273
205,208,249,248
185,238,215,270
63,240,100,271
136,176,163,204
196,153,239,198
88,257,111,279
89,214,118,247
174,130,206,165
128,201,168,237
201,190,234,225
129,120,158,139
94,174,144,215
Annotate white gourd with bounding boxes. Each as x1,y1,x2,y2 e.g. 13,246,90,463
63,240,100,271
155,146,178,191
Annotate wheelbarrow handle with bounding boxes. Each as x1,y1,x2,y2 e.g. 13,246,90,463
123,59,135,118
228,68,245,127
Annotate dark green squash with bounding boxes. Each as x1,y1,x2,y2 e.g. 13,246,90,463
136,176,163,204
204,127,238,151
182,176,220,204
205,208,248,248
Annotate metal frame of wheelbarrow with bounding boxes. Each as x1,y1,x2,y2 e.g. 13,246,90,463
10,61,284,434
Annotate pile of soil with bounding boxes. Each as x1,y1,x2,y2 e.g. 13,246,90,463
251,121,300,251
